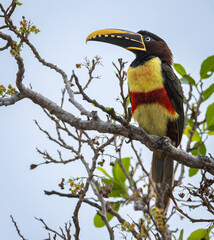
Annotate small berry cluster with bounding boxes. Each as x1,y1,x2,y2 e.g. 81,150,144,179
121,221,135,232
99,181,113,198
19,17,40,37
150,207,166,234
190,177,214,204
97,159,105,166
10,41,21,58
10,16,40,58
69,178,85,195
198,177,214,197
0,84,16,97
137,216,151,239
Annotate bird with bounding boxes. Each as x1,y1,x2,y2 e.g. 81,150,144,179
86,29,184,212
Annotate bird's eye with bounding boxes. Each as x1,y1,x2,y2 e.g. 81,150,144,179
145,36,151,42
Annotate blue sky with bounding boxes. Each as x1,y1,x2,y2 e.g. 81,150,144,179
1,0,214,239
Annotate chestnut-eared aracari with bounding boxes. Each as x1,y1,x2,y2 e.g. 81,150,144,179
86,29,184,212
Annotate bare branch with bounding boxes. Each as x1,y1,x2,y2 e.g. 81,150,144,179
97,210,115,240
72,71,128,126
0,92,25,106
36,148,79,166
0,30,14,45
34,120,79,154
45,190,141,239
10,215,27,240
174,164,185,187
0,40,10,50
35,217,66,239
5,0,17,18
112,58,129,120
45,190,102,209
171,194,214,223
131,141,149,177
74,56,102,93
72,150,99,239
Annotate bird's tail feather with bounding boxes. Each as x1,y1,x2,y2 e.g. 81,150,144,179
150,151,174,213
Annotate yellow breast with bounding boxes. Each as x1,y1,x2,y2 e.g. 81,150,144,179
128,57,164,92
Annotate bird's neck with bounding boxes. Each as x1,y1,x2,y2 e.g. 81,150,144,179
130,54,155,68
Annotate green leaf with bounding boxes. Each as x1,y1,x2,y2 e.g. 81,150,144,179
126,96,130,106
200,55,214,79
203,83,214,101
172,235,177,240
109,184,127,197
180,75,196,86
199,143,206,156
187,119,194,127
112,157,130,184
174,63,186,76
208,131,214,135
180,77,189,84
191,142,206,156
184,126,201,142
187,225,214,240
191,149,197,156
97,167,112,179
183,75,196,86
192,130,201,142
16,1,23,5
178,229,184,240
94,202,120,228
206,103,214,131
189,168,199,177
94,212,106,228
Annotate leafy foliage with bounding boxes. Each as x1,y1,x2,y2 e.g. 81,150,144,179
187,225,214,240
94,202,120,228
94,157,130,227
178,229,184,240
200,56,214,79
174,55,214,178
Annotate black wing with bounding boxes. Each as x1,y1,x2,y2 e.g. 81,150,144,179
162,63,184,147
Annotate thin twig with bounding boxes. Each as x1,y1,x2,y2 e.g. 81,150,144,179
10,215,27,240
35,217,66,239
171,194,214,223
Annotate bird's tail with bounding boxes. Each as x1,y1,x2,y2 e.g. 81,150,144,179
150,151,174,213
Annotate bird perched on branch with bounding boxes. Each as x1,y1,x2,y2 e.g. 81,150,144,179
86,29,184,212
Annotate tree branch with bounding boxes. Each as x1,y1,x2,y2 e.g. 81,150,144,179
0,92,25,106
45,190,140,239
11,56,214,175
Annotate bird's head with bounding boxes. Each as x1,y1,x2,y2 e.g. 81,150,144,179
86,29,173,66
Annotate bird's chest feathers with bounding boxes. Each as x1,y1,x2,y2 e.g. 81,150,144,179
127,57,178,136
128,57,164,92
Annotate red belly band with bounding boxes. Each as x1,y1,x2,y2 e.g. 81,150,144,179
129,88,176,115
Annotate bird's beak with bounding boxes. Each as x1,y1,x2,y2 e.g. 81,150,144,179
86,29,146,52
